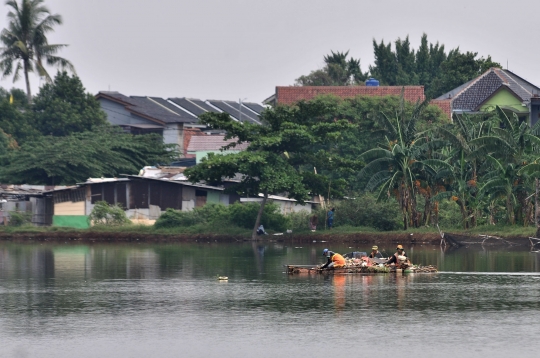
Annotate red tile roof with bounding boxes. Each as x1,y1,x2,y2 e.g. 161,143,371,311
276,86,425,105
430,99,452,119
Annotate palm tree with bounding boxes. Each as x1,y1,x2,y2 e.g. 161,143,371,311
0,0,74,102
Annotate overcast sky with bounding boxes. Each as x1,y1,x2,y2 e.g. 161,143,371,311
1,0,539,103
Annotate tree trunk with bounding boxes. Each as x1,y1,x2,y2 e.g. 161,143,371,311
534,178,540,237
24,60,32,103
251,191,268,240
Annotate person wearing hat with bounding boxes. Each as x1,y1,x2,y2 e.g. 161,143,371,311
368,245,383,259
320,248,346,269
385,245,409,267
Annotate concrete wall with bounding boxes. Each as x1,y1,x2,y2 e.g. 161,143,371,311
194,150,241,164
163,123,184,154
182,186,195,212
54,201,85,216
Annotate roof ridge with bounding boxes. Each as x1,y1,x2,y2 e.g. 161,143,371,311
146,97,181,116
452,68,501,101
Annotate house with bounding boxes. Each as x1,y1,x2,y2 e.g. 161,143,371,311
96,92,265,156
240,194,317,214
48,173,229,227
187,134,250,164
431,68,540,125
0,184,66,226
264,85,426,106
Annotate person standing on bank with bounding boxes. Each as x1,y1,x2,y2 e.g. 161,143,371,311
320,249,346,269
309,214,318,232
327,208,335,229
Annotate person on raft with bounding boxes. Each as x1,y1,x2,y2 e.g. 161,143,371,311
320,249,346,269
385,244,410,268
368,245,384,259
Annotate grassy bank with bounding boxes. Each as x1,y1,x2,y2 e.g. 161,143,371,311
0,223,536,244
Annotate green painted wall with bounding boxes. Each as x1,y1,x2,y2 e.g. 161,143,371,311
195,150,241,164
207,191,220,204
53,215,90,229
480,88,529,113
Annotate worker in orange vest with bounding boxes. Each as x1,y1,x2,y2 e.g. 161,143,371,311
320,248,346,269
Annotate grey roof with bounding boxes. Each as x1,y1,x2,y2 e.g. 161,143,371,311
436,68,540,112
243,102,266,114
99,92,196,124
209,100,261,124
168,97,220,117
122,174,224,191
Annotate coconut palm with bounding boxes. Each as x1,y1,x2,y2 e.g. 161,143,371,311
0,0,74,102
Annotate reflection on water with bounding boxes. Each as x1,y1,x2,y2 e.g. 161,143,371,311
0,242,539,358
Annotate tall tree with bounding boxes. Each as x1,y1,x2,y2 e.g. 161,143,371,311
0,126,177,185
295,50,368,86
185,103,353,239
32,71,107,136
0,0,74,102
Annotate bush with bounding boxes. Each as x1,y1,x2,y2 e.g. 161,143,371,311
226,201,290,232
333,194,401,231
89,201,131,226
437,200,463,229
154,204,230,229
8,211,32,227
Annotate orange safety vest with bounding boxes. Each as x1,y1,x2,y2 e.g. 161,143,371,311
331,253,346,267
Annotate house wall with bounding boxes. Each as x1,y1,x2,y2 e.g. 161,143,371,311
194,150,241,164
480,89,528,114
530,104,540,126
99,99,156,126
163,123,184,155
54,201,85,216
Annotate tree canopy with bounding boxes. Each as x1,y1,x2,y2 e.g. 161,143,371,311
296,34,501,99
0,0,74,102
32,71,107,136
185,103,356,238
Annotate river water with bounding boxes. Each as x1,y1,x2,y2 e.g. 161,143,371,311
0,241,539,358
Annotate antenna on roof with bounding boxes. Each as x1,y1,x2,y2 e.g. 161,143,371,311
506,60,508,70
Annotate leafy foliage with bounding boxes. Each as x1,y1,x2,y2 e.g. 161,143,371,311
297,34,500,99
154,202,290,232
32,72,107,136
89,201,131,226
185,103,354,238
333,194,401,231
0,126,177,184
0,0,74,101
295,50,368,86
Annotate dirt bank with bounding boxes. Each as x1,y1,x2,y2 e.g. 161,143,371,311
0,230,442,244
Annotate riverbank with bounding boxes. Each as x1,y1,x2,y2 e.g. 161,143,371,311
0,224,536,245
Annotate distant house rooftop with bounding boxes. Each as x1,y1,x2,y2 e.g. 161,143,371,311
272,86,426,105
431,68,540,124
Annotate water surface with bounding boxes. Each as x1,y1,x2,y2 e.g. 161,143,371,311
1,241,539,358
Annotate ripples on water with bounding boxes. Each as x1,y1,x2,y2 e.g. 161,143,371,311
0,242,539,358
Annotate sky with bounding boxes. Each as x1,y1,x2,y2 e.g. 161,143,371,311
1,0,539,103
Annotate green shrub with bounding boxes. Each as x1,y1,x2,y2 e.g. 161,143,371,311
154,204,230,229
227,201,290,232
437,200,463,229
333,194,401,231
8,211,32,227
89,201,131,226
